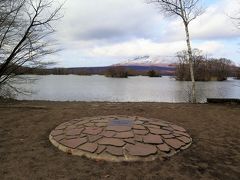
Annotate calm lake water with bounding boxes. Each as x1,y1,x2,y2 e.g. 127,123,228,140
15,75,240,103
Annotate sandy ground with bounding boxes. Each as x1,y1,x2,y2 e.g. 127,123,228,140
0,101,239,180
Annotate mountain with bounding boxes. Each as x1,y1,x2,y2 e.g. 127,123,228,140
113,55,177,67
111,55,176,75
17,56,176,76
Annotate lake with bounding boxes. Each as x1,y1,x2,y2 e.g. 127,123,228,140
14,75,240,103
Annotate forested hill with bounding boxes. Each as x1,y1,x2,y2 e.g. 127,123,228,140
14,65,176,76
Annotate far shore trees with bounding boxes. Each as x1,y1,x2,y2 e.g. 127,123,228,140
236,68,240,79
176,49,233,81
105,66,128,78
147,70,161,77
0,0,62,98
147,0,204,103
233,6,240,79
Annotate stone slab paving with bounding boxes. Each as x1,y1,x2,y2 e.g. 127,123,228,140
49,116,192,162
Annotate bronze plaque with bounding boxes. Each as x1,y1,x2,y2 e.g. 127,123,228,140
108,119,133,126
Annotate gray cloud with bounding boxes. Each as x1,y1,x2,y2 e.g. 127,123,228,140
57,0,162,42
52,0,240,67
76,28,144,41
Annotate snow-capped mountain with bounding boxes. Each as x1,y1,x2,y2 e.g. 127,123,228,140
113,55,177,67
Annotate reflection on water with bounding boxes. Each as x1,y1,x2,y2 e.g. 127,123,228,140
15,75,240,102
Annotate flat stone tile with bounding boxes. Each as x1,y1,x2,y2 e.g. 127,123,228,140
172,133,182,137
106,126,132,132
78,143,98,153
84,123,95,127
88,135,102,142
58,122,71,127
125,116,137,121
133,125,145,130
83,127,103,135
93,119,109,123
134,120,144,125
79,134,86,138
64,135,79,140
101,131,116,138
60,137,87,148
149,128,170,135
106,146,123,156
65,128,84,136
149,121,169,127
126,143,157,156
69,119,81,124
75,120,90,125
171,125,186,132
114,131,134,139
137,117,151,122
133,130,148,135
162,134,175,139
53,134,65,141
164,139,185,149
177,136,191,144
134,135,143,142
95,123,107,127
157,143,170,152
124,138,135,144
145,124,160,129
51,130,64,136
55,124,67,130
162,127,174,131
75,125,85,129
96,145,106,154
66,125,78,130
173,131,190,137
143,134,163,144
98,138,125,147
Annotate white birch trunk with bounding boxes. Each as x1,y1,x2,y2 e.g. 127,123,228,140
179,0,197,103
184,23,196,103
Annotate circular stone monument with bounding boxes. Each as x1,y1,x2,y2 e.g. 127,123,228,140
49,116,192,162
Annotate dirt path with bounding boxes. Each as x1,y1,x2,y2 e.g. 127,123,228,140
0,101,239,180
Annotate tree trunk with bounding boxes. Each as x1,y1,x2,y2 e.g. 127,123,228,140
184,23,196,103
178,0,197,103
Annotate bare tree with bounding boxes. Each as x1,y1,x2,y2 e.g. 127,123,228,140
231,4,240,79
236,16,240,30
0,0,62,97
105,66,128,78
233,5,240,29
147,0,203,103
176,49,232,81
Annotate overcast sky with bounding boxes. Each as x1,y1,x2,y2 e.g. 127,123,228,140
51,0,240,67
